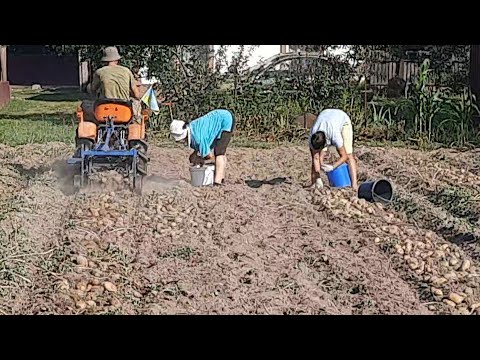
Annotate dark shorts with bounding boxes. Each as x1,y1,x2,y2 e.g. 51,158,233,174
213,113,235,157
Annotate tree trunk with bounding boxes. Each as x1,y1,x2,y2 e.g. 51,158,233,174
207,45,215,72
470,45,480,101
0,46,7,82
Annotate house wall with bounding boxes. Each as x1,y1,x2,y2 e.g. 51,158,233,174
7,46,81,87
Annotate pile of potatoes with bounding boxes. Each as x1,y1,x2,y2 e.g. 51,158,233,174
87,170,132,192
57,265,124,313
312,188,378,221
64,186,223,312
312,188,480,315
73,184,218,240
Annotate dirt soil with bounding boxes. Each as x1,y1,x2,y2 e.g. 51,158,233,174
1,142,480,315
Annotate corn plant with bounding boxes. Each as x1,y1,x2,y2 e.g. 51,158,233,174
407,59,443,143
369,103,401,140
436,89,480,147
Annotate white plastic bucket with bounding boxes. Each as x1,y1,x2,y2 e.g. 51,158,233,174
190,165,215,187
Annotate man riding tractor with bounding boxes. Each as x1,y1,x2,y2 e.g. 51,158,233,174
74,46,149,159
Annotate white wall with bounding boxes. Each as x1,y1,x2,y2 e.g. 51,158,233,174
213,45,281,70
140,45,282,83
140,45,351,84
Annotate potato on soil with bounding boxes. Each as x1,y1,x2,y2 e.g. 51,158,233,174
448,293,464,305
75,255,88,267
443,299,457,307
461,260,471,272
104,282,117,293
431,287,443,297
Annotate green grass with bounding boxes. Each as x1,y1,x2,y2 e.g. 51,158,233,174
0,88,83,146
5,88,468,151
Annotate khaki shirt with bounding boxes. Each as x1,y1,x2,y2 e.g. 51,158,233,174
91,65,136,100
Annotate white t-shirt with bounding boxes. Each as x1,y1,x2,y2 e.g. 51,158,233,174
309,109,349,150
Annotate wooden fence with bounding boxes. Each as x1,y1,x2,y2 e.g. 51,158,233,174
369,61,466,88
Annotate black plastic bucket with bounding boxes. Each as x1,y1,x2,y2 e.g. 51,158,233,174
358,179,394,204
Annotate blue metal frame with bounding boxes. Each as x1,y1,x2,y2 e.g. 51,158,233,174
84,149,138,157
67,149,138,164
96,121,129,152
67,118,137,165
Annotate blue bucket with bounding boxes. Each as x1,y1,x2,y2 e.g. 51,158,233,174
327,163,352,188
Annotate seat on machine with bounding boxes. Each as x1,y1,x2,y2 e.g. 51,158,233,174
94,98,133,124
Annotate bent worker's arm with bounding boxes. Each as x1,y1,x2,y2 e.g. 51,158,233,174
311,150,321,185
319,148,327,166
189,151,205,166
332,146,348,169
90,72,100,95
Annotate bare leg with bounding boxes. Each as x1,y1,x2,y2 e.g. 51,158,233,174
347,154,358,190
215,155,226,184
131,98,142,123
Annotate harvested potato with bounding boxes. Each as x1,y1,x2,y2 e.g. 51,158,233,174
90,208,100,217
420,251,433,260
431,277,448,286
387,226,399,236
104,282,117,293
461,260,471,272
395,245,405,255
76,281,87,292
448,293,464,305
471,303,480,311
443,299,457,308
75,255,88,267
409,259,419,270
449,258,459,267
405,228,416,237
58,279,70,291
431,287,443,297
444,272,457,281
76,300,87,310
405,241,413,254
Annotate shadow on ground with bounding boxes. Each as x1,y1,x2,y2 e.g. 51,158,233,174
245,177,291,188
28,88,91,102
0,112,76,125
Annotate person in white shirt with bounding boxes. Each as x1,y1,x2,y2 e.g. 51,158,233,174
308,109,358,190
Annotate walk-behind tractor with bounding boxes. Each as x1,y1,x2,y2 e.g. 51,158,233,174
67,99,150,194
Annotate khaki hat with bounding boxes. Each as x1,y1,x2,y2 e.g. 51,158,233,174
101,46,121,62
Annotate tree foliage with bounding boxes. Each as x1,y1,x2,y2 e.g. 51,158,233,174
47,45,476,145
